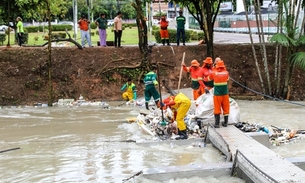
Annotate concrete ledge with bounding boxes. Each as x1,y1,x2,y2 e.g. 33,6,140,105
142,157,305,181
136,138,204,146
245,131,270,148
142,163,232,181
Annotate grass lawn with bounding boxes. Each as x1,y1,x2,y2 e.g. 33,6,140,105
4,27,157,46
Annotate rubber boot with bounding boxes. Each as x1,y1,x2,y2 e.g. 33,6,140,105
166,39,170,46
175,129,188,140
222,116,228,127
145,102,149,110
214,114,220,128
162,39,165,46
155,100,159,106
196,118,202,129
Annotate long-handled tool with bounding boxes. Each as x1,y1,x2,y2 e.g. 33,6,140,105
177,52,185,93
156,63,165,124
162,79,177,96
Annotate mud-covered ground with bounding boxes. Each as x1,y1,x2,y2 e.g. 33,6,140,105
0,44,304,105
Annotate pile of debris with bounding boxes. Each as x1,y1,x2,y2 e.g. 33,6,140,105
235,122,305,146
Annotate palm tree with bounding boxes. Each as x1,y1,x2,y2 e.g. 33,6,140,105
270,0,305,99
242,0,266,94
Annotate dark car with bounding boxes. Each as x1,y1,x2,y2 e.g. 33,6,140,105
234,11,252,15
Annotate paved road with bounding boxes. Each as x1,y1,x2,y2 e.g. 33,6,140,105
213,32,262,44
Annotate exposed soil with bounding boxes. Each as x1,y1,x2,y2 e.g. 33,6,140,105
0,44,304,105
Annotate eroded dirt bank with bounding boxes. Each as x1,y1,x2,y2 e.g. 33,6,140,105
0,44,304,105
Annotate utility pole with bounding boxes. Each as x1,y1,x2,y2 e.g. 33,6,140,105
159,0,161,17
6,0,11,47
73,0,78,40
87,0,91,41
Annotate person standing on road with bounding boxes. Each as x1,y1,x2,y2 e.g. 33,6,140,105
176,10,186,46
114,11,123,48
78,15,93,48
16,17,24,46
207,60,230,128
159,15,170,46
95,13,108,47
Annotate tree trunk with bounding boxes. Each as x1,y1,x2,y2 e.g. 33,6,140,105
47,0,53,106
132,0,149,70
275,0,284,96
242,0,266,94
6,0,11,47
254,0,272,95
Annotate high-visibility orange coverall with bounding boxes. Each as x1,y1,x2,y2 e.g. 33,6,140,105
163,92,191,131
208,65,230,116
183,62,206,100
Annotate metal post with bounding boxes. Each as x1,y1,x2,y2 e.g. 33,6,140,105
159,0,161,16
73,0,78,40
87,0,91,42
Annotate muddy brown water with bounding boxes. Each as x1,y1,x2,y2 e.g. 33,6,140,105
0,100,305,183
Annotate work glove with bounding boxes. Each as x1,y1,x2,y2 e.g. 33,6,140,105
157,101,165,109
204,88,210,94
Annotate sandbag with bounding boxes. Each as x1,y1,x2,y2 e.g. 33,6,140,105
195,88,240,124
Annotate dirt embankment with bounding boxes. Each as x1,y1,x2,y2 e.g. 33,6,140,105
0,44,304,105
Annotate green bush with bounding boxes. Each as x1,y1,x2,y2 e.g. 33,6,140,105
198,32,205,40
25,26,43,33
123,23,137,27
152,25,159,31
90,32,95,36
190,32,198,40
0,34,6,45
96,30,99,35
58,32,67,38
52,25,73,31
25,25,73,33
14,32,29,44
153,29,191,43
90,22,97,29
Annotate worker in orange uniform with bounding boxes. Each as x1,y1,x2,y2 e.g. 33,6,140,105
182,60,209,100
159,15,170,46
213,57,222,70
159,92,191,140
207,60,230,128
201,57,214,90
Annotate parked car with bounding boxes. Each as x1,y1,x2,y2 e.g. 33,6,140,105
0,25,8,31
107,20,114,26
58,21,74,26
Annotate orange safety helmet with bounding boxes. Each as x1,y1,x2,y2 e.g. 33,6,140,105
191,60,200,67
203,57,213,64
216,60,226,68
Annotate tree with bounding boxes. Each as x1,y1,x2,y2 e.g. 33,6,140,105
270,0,305,99
132,0,149,70
173,0,222,58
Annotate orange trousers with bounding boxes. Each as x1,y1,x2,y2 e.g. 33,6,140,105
213,94,230,115
160,29,169,39
192,87,204,100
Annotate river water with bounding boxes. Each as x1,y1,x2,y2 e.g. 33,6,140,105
0,99,305,183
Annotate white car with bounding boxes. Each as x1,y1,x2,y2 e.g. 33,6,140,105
0,25,8,31
107,20,114,26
